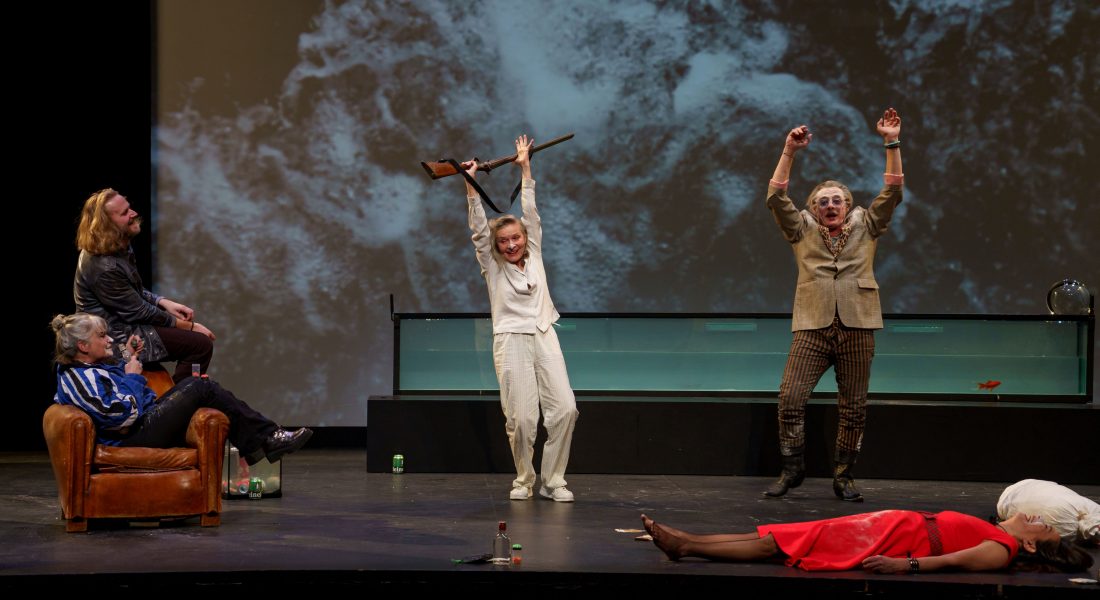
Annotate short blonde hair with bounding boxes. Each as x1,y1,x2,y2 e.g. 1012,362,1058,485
489,215,530,261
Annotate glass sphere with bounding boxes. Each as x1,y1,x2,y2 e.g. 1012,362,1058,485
1046,280,1092,315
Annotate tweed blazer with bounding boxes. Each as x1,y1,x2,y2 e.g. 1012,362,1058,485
766,183,902,332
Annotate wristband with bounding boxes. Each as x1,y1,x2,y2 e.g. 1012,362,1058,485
884,139,901,149
908,557,919,573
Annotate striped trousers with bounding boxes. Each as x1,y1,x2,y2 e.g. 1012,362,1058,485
493,326,579,492
777,318,875,455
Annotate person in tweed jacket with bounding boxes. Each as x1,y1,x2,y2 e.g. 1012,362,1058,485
763,108,904,502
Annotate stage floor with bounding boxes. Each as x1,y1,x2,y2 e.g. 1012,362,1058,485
2,449,1097,596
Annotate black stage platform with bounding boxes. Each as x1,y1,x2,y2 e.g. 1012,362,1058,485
368,395,1100,483
3,449,1098,597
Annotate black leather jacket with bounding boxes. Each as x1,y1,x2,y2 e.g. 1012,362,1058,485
73,247,175,362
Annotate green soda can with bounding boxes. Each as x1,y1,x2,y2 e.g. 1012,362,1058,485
248,477,264,499
392,454,405,474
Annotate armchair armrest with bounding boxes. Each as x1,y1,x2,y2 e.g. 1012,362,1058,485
42,404,96,521
186,407,229,516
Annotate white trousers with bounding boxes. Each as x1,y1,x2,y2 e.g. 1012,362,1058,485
493,326,579,491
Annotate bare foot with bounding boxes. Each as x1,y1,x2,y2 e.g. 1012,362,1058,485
650,522,687,561
641,514,697,540
654,521,694,540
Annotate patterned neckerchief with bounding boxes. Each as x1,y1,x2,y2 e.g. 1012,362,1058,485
818,222,853,258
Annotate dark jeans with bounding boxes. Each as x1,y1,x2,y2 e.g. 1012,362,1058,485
154,326,215,383
121,376,276,458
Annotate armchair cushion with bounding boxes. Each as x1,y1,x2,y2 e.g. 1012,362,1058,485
94,446,196,472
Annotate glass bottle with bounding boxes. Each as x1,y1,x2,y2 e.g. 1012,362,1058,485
491,521,512,564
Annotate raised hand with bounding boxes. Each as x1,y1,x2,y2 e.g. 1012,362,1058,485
460,159,478,179
514,134,533,167
877,108,901,141
514,134,533,179
459,158,479,197
785,125,812,153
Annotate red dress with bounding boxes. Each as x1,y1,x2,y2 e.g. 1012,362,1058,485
757,510,1018,571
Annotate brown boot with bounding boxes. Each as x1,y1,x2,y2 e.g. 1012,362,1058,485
832,448,864,502
764,447,805,497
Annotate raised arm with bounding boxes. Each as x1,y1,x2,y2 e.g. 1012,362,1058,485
514,134,533,181
862,540,1011,574
866,108,905,237
514,134,542,249
766,126,812,242
464,160,494,275
771,125,811,185
878,107,902,179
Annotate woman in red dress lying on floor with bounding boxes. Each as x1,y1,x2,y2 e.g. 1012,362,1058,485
641,510,1093,573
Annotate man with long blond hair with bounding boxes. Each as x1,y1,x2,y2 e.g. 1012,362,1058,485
73,188,215,383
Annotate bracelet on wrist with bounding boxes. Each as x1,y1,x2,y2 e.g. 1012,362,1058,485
908,557,920,573
884,139,901,149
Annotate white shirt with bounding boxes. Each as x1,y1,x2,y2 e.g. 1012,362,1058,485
469,179,560,334
997,479,1100,543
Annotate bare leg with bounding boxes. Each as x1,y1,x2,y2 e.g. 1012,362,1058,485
653,526,781,562
641,514,763,544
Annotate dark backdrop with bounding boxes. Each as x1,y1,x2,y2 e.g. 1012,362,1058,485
13,3,153,450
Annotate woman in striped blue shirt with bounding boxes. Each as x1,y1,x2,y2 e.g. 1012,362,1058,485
51,312,311,464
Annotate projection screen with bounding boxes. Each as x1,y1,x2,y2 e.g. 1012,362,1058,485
155,0,1098,425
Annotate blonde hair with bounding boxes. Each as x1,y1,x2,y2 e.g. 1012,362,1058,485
804,180,853,214
51,313,107,364
489,215,529,261
75,188,133,255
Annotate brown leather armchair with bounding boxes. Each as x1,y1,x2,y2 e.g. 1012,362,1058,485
42,395,229,532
